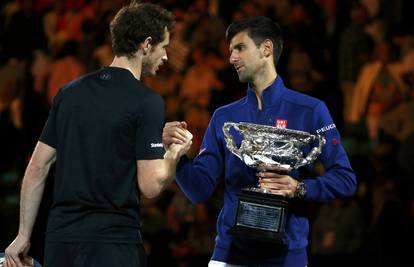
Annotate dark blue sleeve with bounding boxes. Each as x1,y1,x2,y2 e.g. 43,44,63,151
175,113,224,203
304,102,357,201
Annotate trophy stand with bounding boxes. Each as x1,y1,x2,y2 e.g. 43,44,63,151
229,189,289,244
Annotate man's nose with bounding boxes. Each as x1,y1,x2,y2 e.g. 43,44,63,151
229,52,238,64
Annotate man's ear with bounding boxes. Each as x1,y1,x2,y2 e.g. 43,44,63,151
262,39,273,57
141,37,152,55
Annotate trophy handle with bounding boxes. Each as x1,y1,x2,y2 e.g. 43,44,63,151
295,134,326,169
223,122,243,159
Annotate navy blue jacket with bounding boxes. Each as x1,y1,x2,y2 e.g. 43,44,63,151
176,76,356,266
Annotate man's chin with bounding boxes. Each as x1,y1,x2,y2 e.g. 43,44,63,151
238,75,248,83
142,70,157,77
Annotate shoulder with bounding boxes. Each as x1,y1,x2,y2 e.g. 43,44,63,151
137,82,163,104
56,69,108,98
213,97,247,120
51,71,95,103
61,71,95,92
282,87,323,111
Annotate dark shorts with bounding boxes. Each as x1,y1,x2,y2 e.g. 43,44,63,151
44,242,147,267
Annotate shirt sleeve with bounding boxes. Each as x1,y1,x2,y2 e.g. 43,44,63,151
135,93,165,160
304,102,357,202
39,91,62,148
175,112,224,203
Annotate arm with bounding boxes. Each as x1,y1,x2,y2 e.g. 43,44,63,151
260,102,357,201
4,141,56,267
304,102,357,201
138,138,192,199
135,93,193,198
163,114,224,203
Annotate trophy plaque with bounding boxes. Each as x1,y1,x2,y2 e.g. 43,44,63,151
222,122,325,243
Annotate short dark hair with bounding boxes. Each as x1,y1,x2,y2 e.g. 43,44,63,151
110,2,175,58
226,16,283,66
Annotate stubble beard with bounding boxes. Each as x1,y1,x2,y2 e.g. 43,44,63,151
237,68,252,83
142,61,155,77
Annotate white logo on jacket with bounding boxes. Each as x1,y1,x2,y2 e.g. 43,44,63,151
316,123,336,134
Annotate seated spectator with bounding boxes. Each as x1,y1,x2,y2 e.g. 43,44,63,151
47,40,86,104
347,41,407,141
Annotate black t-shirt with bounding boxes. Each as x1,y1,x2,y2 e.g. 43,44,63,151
39,67,165,243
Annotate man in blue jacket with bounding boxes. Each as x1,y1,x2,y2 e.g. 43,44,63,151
163,16,356,267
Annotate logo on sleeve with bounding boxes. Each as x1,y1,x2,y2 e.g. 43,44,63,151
276,119,287,128
99,73,112,80
316,123,336,134
150,143,163,148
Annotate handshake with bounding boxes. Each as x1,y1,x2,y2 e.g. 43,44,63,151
163,121,193,158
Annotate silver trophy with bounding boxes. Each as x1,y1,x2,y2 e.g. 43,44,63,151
222,122,326,243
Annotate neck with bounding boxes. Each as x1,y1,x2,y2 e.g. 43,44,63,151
110,55,142,80
251,66,277,110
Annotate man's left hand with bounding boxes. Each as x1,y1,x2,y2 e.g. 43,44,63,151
258,166,299,198
4,235,33,267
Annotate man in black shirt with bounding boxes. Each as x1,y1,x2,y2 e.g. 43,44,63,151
4,3,192,267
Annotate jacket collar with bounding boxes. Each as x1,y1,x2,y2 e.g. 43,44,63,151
245,75,286,109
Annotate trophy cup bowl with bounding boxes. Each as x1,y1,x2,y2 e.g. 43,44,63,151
222,122,325,243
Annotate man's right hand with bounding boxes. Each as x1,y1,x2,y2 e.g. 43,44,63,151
163,121,188,148
166,129,193,160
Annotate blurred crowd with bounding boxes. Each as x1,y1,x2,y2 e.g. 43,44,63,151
1,0,414,266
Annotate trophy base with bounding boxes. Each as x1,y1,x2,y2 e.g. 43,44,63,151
228,225,286,244
229,189,288,244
